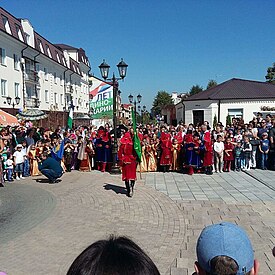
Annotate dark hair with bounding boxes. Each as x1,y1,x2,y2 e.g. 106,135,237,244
207,256,251,275
67,236,160,275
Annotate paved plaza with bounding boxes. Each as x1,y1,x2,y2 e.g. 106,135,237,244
0,170,275,275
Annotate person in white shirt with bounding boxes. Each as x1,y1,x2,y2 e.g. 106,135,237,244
5,154,14,182
213,135,224,173
13,144,25,180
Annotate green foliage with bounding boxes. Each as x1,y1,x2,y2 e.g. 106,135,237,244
152,91,173,115
226,114,232,126
265,63,275,83
213,113,218,128
189,85,203,96
207,79,217,89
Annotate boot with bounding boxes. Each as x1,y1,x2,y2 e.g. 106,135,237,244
188,166,194,175
97,162,101,171
130,180,135,197
101,162,106,172
125,180,131,197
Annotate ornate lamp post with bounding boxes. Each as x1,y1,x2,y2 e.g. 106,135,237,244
6,96,20,115
99,58,128,174
128,93,142,124
141,105,146,124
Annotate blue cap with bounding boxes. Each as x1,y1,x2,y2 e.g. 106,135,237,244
196,222,254,274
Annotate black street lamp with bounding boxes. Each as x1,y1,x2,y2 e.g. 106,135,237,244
6,96,21,115
99,58,128,174
128,93,142,124
142,105,147,124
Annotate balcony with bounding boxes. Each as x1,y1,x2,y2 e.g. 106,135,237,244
25,97,40,108
25,70,40,85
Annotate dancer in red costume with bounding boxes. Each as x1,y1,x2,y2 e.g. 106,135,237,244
118,132,137,197
201,125,213,175
160,129,172,172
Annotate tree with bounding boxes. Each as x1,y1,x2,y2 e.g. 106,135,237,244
152,91,173,115
213,113,218,129
207,79,217,89
189,85,203,96
265,63,275,83
226,114,232,126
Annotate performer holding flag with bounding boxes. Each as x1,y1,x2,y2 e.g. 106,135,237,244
67,105,73,129
118,107,141,197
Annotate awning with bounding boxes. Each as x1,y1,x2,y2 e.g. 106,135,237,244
0,109,19,126
17,109,48,121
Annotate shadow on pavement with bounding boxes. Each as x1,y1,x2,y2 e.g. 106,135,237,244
104,183,127,195
34,178,62,184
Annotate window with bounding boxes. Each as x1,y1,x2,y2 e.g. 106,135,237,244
45,90,49,103
0,48,6,65
14,54,20,70
56,52,60,63
54,72,57,84
54,93,58,104
38,40,44,53
44,67,48,80
36,64,40,72
46,45,52,58
60,94,64,105
24,33,30,45
1,79,7,96
228,109,243,118
60,74,63,86
15,24,24,41
14,83,19,97
2,16,11,34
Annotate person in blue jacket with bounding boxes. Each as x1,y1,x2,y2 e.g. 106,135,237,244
38,152,63,183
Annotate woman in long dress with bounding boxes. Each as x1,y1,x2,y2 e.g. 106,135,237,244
160,131,172,172
147,140,157,172
171,138,181,171
28,144,40,176
78,138,91,172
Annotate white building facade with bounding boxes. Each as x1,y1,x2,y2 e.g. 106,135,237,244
176,78,275,127
0,7,90,127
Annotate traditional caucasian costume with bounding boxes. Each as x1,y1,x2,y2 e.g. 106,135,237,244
95,127,112,172
202,130,213,175
118,132,137,197
223,141,234,172
146,143,157,172
28,146,40,176
171,139,181,171
160,131,172,172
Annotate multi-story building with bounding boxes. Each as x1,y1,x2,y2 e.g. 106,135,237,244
0,7,90,127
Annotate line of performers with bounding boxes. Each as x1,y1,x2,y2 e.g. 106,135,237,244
135,125,214,176
116,125,214,197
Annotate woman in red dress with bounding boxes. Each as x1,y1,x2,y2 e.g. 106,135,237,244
201,125,213,175
160,130,172,172
223,137,234,172
118,132,137,197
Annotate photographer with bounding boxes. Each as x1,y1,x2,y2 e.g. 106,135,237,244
37,153,63,184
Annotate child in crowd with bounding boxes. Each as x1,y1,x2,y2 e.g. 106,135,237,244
22,140,30,177
242,136,252,170
13,144,25,180
223,137,234,172
5,154,14,182
213,135,224,173
234,141,242,171
259,132,270,170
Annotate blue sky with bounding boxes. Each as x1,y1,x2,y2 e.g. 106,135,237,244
1,0,275,109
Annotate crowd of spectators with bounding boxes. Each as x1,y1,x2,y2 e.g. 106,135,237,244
0,112,274,185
